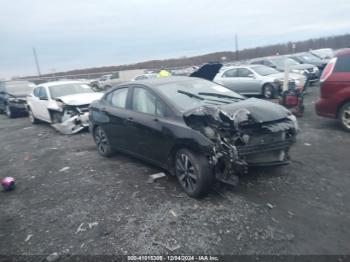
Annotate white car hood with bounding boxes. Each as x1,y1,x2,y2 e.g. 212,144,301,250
56,92,103,106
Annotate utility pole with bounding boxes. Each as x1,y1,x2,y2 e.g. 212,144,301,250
235,34,239,61
32,48,41,77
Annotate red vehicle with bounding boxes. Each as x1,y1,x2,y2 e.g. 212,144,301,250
315,48,350,132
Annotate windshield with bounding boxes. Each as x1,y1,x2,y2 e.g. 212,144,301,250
154,78,244,111
49,83,94,98
270,57,299,67
299,54,322,63
251,65,279,76
5,81,35,94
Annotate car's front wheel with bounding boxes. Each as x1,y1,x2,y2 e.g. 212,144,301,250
28,108,38,124
5,104,14,118
175,149,213,198
339,102,350,132
94,126,113,157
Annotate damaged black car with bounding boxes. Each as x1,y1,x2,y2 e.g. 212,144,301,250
89,77,298,198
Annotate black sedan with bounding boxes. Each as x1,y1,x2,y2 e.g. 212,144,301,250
0,81,36,118
89,77,298,197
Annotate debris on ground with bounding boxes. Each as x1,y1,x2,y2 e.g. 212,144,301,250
153,239,181,252
24,154,32,161
59,167,70,172
169,210,177,218
24,234,33,242
147,172,166,183
266,203,274,209
76,223,86,234
46,252,60,262
1,177,16,191
88,222,98,229
304,143,312,146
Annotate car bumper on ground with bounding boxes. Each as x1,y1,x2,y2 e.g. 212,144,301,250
9,103,28,114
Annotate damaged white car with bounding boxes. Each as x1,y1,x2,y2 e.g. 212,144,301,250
26,81,103,134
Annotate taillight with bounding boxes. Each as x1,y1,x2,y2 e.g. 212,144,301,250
320,57,337,82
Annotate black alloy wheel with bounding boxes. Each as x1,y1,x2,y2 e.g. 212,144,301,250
94,126,113,157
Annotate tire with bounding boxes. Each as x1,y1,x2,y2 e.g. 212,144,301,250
339,102,350,132
93,126,113,157
28,108,39,124
5,104,14,118
262,84,276,99
174,148,214,198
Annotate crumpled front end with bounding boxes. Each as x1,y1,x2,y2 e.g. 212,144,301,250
51,102,91,135
184,105,298,185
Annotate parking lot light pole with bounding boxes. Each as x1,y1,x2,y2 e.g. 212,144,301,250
32,47,41,78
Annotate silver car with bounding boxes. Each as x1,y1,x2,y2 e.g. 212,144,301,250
214,65,307,99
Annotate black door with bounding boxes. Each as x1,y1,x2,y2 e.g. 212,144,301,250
101,87,132,151
126,86,173,165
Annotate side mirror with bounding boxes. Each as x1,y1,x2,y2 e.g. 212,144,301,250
248,74,255,78
39,96,48,101
270,65,277,69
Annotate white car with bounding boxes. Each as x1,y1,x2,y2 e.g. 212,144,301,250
132,73,158,81
26,81,103,134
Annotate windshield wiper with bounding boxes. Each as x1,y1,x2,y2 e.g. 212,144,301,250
198,92,244,100
178,90,204,101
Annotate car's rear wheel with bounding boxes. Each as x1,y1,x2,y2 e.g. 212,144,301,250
339,102,350,132
28,108,38,124
262,84,275,99
174,149,213,198
94,126,113,157
5,104,14,118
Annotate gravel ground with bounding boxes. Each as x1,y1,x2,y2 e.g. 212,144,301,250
0,84,349,256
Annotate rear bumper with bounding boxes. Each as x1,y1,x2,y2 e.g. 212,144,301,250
315,98,337,118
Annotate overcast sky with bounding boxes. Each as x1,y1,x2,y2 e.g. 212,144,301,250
0,0,350,79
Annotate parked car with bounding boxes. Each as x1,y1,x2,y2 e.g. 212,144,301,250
89,77,298,197
132,73,158,81
310,48,334,63
26,81,103,134
288,52,327,70
250,56,319,84
315,48,350,132
0,80,36,118
213,65,306,99
95,73,124,91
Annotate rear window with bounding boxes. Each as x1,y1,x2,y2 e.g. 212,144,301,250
334,55,350,72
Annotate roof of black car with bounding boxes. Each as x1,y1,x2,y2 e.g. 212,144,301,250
127,76,196,87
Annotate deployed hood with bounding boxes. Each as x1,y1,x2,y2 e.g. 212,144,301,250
190,63,223,81
7,92,29,98
56,92,103,106
184,97,289,125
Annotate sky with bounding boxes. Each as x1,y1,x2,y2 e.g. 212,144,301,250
0,0,350,79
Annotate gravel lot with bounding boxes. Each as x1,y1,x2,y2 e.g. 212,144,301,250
0,84,349,256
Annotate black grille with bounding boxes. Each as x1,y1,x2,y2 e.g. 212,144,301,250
237,139,292,156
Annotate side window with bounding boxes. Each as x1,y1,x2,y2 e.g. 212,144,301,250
263,60,273,66
39,87,48,99
223,69,238,78
107,88,128,108
335,55,350,72
238,68,253,77
132,87,165,116
33,87,41,97
251,60,262,65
